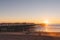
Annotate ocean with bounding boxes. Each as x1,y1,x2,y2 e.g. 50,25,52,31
47,25,60,32
34,24,60,32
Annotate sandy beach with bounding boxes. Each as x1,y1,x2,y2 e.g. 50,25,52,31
0,32,60,40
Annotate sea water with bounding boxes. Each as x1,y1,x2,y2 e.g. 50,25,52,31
34,24,60,32
47,25,60,32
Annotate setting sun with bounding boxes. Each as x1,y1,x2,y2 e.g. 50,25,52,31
43,19,49,32
43,19,49,24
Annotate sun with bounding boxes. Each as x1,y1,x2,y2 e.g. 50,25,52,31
44,19,49,24
43,19,49,32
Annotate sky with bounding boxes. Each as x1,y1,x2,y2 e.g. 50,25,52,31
0,0,60,24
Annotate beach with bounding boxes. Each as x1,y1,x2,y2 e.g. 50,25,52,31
0,32,60,40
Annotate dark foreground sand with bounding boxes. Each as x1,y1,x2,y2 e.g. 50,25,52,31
0,34,60,40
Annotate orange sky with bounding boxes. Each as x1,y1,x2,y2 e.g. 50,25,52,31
0,18,60,24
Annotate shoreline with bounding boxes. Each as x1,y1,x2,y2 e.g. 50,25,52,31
0,32,60,37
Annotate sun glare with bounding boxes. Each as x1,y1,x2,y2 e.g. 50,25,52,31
44,19,49,24
43,19,49,32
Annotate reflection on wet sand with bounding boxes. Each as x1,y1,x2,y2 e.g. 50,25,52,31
0,33,60,40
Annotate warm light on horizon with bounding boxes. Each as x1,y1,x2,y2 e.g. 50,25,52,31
43,19,49,25
43,19,49,32
0,18,60,24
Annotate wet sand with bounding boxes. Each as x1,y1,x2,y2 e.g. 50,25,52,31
0,34,60,40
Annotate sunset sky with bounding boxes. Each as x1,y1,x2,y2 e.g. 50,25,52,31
0,0,60,24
